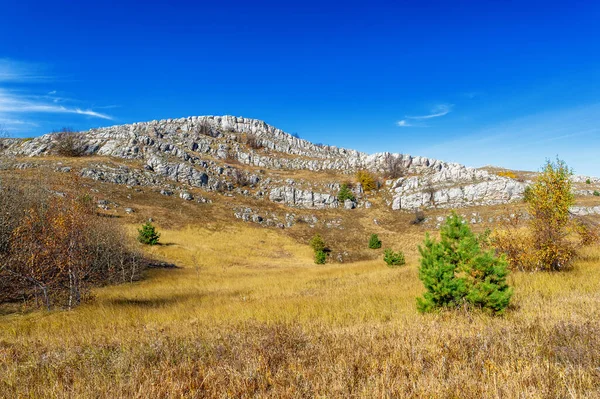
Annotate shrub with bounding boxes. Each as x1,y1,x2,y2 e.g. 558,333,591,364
417,213,512,315
497,170,517,179
356,170,377,192
138,222,160,245
525,158,575,270
53,128,86,157
594,190,600,196
383,249,405,267
586,179,591,184
0,177,142,310
411,210,426,225
243,133,263,150
309,234,325,252
368,234,382,249
309,234,327,264
337,183,355,202
383,154,405,179
314,250,327,264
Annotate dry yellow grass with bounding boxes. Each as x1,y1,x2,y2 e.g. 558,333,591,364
1,222,600,398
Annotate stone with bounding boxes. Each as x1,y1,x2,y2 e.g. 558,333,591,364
180,192,193,201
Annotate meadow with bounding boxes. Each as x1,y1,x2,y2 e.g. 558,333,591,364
1,222,599,398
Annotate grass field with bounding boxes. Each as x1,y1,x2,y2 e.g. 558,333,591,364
1,222,600,398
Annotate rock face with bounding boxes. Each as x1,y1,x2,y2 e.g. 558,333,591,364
269,186,339,209
1,115,536,210
390,166,526,210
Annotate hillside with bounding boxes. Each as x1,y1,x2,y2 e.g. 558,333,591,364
1,116,600,397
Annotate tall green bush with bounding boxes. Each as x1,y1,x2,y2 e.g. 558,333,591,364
314,250,327,264
417,213,512,315
309,234,327,264
368,233,382,249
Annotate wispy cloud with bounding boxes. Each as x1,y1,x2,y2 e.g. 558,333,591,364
413,103,600,176
0,89,113,120
397,104,452,127
0,59,114,133
0,58,50,83
406,104,453,120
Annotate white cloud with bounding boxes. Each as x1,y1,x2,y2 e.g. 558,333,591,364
396,120,412,127
0,89,112,120
0,60,114,130
405,104,453,120
397,104,452,128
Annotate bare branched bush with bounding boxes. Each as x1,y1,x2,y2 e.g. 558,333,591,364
231,169,250,187
0,177,143,309
383,154,405,179
52,128,86,157
196,121,220,138
411,210,426,225
243,133,263,150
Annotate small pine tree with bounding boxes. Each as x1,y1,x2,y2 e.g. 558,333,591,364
314,250,327,264
417,213,512,315
383,249,405,267
309,234,326,252
368,233,382,249
337,183,355,202
309,234,327,264
137,221,160,245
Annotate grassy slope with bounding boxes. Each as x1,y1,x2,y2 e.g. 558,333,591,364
1,158,600,397
1,222,600,398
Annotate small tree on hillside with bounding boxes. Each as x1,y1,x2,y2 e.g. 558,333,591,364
337,183,355,202
417,213,512,315
383,249,405,267
368,233,382,249
138,222,160,245
309,234,327,264
525,158,575,270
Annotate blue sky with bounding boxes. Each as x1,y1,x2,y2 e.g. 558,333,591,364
1,1,599,175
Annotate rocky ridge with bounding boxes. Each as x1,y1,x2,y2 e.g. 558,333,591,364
0,115,588,212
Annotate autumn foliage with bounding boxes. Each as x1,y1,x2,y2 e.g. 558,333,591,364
497,170,517,179
0,178,142,310
493,159,597,271
356,170,377,192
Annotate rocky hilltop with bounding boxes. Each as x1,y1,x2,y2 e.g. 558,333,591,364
1,115,533,212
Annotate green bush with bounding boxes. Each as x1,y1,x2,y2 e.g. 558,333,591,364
368,233,382,249
314,250,327,264
137,221,160,245
594,190,600,197
309,234,326,252
309,234,327,264
417,212,512,315
383,249,405,267
586,179,591,184
337,183,355,202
